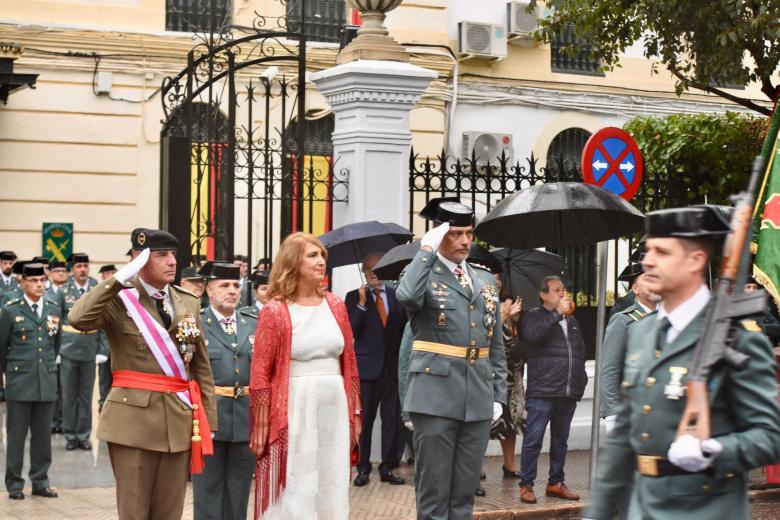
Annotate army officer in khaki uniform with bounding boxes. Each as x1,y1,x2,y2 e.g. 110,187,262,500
0,263,61,499
586,206,780,519
68,229,217,520
397,201,507,520
192,262,256,520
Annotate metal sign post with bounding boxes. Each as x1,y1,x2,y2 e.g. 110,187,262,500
588,239,609,488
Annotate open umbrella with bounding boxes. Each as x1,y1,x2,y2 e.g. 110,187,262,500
474,182,645,250
319,221,412,269
491,248,567,303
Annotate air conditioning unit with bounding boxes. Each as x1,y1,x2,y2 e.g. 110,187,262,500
507,1,540,39
458,21,507,60
462,132,513,165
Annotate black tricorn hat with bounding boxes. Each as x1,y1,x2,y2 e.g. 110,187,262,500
50,260,68,270
12,261,28,275
0,251,17,261
69,253,89,264
22,262,46,277
181,266,205,280
132,229,178,251
198,261,240,280
250,270,270,286
617,262,643,283
419,197,461,221
99,264,117,274
436,201,474,227
31,256,50,266
645,206,731,239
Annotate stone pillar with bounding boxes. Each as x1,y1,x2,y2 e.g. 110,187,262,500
311,60,437,229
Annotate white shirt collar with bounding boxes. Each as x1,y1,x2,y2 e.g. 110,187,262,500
24,294,43,316
74,279,90,292
657,284,710,342
436,253,472,287
138,276,169,300
636,300,654,314
255,301,264,311
1,273,13,284
210,306,237,324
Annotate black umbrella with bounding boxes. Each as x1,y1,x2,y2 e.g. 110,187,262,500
372,242,503,281
491,248,567,303
319,221,412,269
474,182,645,249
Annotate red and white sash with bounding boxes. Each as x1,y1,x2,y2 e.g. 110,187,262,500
117,288,192,408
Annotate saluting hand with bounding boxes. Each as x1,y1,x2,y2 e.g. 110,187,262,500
115,248,151,284
420,223,450,253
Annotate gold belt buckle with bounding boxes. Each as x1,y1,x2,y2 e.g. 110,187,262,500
466,347,479,364
233,385,243,399
637,455,659,477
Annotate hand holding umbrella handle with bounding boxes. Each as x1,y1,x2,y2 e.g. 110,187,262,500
420,223,450,252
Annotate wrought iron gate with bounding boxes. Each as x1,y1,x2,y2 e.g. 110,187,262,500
159,1,348,271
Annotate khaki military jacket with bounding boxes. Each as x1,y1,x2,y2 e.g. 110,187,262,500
587,306,780,520
0,296,62,401
68,276,217,453
397,248,507,422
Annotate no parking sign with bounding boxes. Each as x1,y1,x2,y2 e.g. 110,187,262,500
581,127,644,201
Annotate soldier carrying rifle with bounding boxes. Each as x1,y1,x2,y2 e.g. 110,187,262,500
587,158,780,519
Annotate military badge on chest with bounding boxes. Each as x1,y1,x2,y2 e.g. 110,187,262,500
664,366,688,400
46,314,60,336
175,313,200,364
481,284,498,339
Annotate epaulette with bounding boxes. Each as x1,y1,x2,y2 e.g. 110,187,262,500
622,306,649,323
4,298,21,306
739,319,762,333
199,307,207,315
45,298,58,307
172,284,198,299
239,306,259,318
468,262,492,273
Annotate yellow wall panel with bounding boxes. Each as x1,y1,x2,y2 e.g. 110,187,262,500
0,142,137,174
0,171,136,204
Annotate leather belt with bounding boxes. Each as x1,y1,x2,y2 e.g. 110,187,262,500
637,455,702,477
214,385,249,399
62,325,98,335
412,340,489,362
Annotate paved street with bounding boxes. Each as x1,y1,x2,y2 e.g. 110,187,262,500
1,395,776,520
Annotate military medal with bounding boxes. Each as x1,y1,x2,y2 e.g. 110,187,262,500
664,366,688,400
481,284,498,339
438,311,447,327
46,315,60,336
175,313,201,364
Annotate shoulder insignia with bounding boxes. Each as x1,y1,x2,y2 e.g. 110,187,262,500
4,298,21,306
44,298,58,306
468,262,491,273
199,307,207,315
740,319,762,332
172,284,198,299
626,308,648,323
239,307,258,319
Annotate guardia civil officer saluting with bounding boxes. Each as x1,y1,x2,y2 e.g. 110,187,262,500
0,263,62,499
397,200,507,520
192,262,256,520
586,206,780,520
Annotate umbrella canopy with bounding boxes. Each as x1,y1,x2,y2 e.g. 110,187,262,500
372,241,503,281
475,182,645,249
491,248,568,304
319,221,412,269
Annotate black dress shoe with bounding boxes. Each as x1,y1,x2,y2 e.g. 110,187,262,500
480,471,486,480
32,487,58,498
502,466,521,479
380,472,405,485
65,440,78,451
475,484,486,497
353,471,370,487
8,490,24,500
78,440,92,450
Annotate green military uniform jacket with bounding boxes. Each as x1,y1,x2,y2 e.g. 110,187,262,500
201,306,256,443
0,296,62,401
238,303,261,319
1,277,23,304
587,304,780,520
67,276,217,452
59,277,102,362
600,303,652,418
396,249,507,422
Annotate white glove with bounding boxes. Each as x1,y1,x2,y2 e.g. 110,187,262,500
56,355,61,365
211,431,216,439
492,402,503,422
668,434,723,472
115,248,150,284
95,354,108,365
404,420,414,431
604,415,617,434
420,223,450,252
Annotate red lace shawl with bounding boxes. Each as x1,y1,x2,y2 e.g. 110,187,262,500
249,292,361,517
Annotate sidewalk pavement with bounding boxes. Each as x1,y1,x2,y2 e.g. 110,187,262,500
0,402,776,519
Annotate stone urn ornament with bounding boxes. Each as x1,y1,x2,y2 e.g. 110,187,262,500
337,0,409,64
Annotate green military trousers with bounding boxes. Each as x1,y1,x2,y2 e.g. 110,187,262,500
192,440,255,520
61,357,95,442
5,400,55,492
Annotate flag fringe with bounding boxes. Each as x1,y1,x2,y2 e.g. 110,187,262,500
753,264,780,309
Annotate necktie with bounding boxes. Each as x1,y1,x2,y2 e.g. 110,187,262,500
79,288,86,296
31,303,39,317
221,317,236,337
374,288,387,327
152,291,172,329
657,317,672,353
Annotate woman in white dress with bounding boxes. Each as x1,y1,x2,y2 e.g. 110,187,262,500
249,232,362,520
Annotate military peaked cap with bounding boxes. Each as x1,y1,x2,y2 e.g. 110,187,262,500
70,253,89,264
131,229,178,251
250,270,270,286
22,263,46,277
617,262,643,283
645,206,731,239
0,251,17,261
98,264,117,274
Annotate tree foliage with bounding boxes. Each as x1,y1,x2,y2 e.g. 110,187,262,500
624,112,767,210
529,0,780,115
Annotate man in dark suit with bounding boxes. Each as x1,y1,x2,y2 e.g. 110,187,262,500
346,253,408,487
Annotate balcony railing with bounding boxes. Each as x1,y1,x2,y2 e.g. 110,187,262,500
286,0,346,43
551,25,603,76
166,0,232,33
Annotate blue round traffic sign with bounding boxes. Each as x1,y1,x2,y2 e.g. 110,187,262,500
581,127,644,201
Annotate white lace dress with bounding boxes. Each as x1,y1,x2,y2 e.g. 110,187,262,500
263,300,350,520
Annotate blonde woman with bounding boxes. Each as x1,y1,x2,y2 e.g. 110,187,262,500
249,233,361,519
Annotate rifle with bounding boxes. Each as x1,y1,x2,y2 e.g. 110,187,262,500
676,156,769,440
